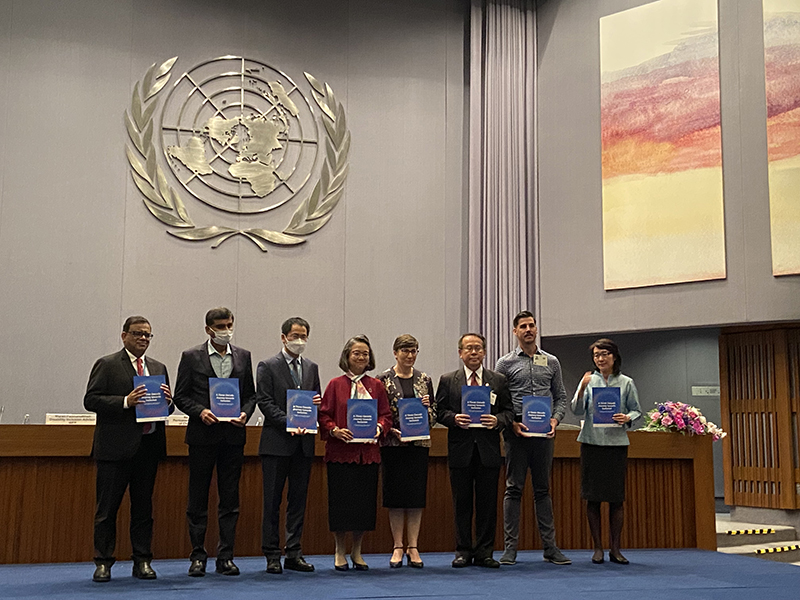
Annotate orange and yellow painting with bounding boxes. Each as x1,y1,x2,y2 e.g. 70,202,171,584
763,0,800,276
600,0,725,290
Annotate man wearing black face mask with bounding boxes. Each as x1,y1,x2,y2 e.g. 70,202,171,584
256,317,321,574
173,307,256,578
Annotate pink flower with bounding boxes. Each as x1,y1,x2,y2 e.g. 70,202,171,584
651,412,660,422
674,415,685,429
661,414,673,426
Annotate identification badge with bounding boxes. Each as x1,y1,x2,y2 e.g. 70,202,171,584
533,354,548,367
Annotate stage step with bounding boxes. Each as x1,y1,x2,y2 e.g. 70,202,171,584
716,525,797,548
717,540,800,563
715,515,800,564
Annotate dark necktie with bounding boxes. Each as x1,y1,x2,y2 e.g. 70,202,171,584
469,371,479,386
290,358,301,389
136,357,144,376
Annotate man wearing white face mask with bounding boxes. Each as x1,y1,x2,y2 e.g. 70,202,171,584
173,307,256,578
256,317,321,574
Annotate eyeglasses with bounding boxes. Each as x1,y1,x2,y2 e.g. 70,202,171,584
127,331,154,340
398,348,418,355
350,351,370,359
593,351,612,358
461,345,485,353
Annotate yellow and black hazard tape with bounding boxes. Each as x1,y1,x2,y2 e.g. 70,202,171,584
755,544,800,554
727,529,776,535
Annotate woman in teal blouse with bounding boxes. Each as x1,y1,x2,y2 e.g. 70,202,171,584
571,338,641,565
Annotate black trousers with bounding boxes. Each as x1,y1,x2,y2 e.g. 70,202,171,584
260,450,313,559
93,434,160,566
449,444,501,561
186,443,244,561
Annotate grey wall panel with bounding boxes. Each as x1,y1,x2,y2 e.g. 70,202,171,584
537,0,799,338
0,0,10,239
0,0,465,423
0,0,136,422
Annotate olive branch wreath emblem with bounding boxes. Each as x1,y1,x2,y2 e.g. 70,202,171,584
124,57,350,251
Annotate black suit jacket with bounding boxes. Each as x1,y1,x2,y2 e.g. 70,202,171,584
173,342,257,446
256,352,321,458
435,367,514,469
84,348,172,461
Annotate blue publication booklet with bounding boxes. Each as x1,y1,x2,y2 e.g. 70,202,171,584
592,386,621,428
286,390,318,434
521,395,551,437
209,377,241,421
347,398,378,442
133,375,169,423
398,397,430,442
461,385,490,427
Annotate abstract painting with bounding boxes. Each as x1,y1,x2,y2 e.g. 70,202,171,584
600,0,725,290
763,0,800,276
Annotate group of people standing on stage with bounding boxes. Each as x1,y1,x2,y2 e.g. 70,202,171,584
84,308,642,583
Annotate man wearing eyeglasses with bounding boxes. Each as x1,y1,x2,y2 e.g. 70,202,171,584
494,311,570,566
84,316,173,583
173,307,257,578
435,333,513,569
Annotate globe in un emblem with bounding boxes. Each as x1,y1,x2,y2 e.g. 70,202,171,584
160,56,319,214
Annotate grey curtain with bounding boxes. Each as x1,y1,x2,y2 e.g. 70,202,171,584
468,0,537,366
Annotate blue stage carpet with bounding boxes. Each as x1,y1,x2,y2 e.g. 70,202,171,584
2,550,800,600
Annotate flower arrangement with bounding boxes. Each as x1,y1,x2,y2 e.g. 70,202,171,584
642,401,726,441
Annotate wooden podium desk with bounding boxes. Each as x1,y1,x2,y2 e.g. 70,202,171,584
0,425,715,564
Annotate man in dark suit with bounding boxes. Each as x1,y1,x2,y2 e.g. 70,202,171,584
84,315,173,583
256,317,321,574
435,333,513,569
173,307,256,577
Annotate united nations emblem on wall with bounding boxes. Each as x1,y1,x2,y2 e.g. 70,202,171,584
124,56,349,250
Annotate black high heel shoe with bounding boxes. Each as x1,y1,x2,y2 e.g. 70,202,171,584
406,547,424,568
390,546,404,569
591,550,604,564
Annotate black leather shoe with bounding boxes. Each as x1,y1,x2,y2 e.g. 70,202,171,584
284,556,315,572
215,558,240,576
609,553,629,565
132,561,157,579
334,561,349,571
92,564,111,582
451,555,471,568
266,558,283,574
352,560,369,571
188,559,206,577
475,557,500,568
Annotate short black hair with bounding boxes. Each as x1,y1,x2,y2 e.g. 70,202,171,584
339,335,376,372
282,317,310,336
590,338,622,375
513,311,536,328
205,307,233,326
123,316,150,332
393,334,418,352
458,332,486,350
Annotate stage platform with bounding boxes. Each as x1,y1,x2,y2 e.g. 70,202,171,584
2,550,799,600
